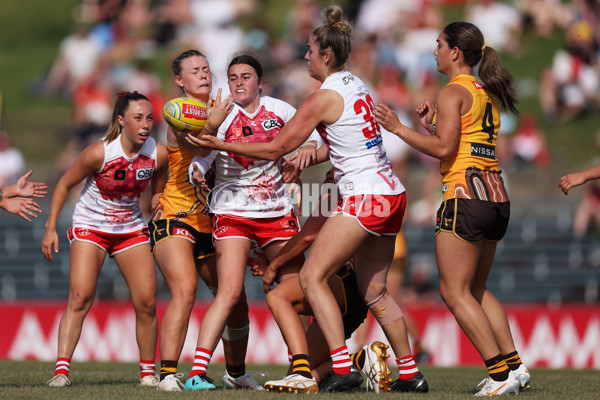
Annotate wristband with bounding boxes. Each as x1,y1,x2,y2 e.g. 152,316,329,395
302,141,317,149
204,123,217,134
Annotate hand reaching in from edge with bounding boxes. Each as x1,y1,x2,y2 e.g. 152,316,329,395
558,172,586,195
13,170,48,198
185,134,223,151
2,196,42,222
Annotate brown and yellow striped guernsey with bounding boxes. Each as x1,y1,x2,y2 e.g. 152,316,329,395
437,74,508,202
152,144,212,233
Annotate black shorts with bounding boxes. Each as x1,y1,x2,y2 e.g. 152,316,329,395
435,198,510,242
335,264,369,339
148,219,215,259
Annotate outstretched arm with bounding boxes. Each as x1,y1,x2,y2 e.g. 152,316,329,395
374,85,463,160
0,195,43,222
2,170,48,199
0,170,48,221
186,89,342,160
559,163,600,194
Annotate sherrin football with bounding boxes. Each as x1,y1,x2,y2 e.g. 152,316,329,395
163,97,208,133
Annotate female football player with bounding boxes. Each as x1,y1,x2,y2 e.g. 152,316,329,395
183,54,318,391
148,49,263,391
189,6,425,393
374,21,529,396
42,91,168,387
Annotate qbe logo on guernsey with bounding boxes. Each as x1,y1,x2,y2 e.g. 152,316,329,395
136,168,153,180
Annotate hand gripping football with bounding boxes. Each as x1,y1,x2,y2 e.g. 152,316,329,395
163,97,208,133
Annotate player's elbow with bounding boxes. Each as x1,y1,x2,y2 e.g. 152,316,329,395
437,148,455,160
435,140,459,161
262,147,285,160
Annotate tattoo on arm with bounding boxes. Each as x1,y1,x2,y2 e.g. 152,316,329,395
0,187,4,205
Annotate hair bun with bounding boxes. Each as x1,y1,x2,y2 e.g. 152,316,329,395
323,5,352,35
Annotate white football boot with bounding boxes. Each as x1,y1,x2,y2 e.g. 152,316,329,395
139,374,159,387
47,374,71,387
474,370,520,396
156,373,184,391
361,341,392,393
514,364,531,390
264,374,319,393
222,371,265,390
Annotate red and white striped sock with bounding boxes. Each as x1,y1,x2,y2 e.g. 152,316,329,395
189,347,212,378
331,345,352,375
54,357,71,377
140,359,155,379
288,350,293,364
397,355,418,380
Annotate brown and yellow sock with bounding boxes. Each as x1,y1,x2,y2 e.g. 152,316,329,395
159,360,178,381
503,351,522,371
484,354,510,382
350,348,365,371
291,354,313,379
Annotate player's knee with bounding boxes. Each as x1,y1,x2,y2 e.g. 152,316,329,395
215,286,245,312
172,281,198,305
438,285,462,311
265,290,278,309
298,268,320,293
170,288,197,313
133,297,157,317
67,290,94,313
298,268,309,290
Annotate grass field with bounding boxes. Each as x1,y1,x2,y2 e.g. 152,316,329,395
1,361,598,400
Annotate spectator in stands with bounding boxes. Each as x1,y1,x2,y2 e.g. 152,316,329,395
152,0,193,46
0,170,48,221
43,22,103,98
510,113,551,170
519,0,568,38
393,2,443,92
180,0,259,92
465,0,522,55
539,20,599,122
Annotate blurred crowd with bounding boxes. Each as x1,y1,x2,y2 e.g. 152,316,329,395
31,0,600,234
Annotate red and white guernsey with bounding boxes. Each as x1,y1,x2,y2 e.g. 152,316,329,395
318,71,404,197
193,96,318,218
72,137,157,233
